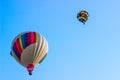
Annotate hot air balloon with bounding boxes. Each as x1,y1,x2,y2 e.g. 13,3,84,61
10,32,48,75
77,10,89,24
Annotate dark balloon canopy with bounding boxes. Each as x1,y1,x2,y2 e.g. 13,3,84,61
77,10,89,24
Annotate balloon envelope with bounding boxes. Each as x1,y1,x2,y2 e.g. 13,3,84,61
11,32,48,75
77,10,89,24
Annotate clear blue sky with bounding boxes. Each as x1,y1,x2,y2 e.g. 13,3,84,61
1,0,120,80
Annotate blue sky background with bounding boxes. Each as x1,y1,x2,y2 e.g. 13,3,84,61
1,0,120,80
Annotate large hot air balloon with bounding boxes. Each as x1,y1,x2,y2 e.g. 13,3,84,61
10,32,48,75
77,10,89,24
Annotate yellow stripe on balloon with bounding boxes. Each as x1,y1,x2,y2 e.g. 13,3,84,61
19,37,23,51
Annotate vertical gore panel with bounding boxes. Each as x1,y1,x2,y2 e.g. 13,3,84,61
12,47,20,59
13,38,22,55
21,33,27,49
30,32,37,44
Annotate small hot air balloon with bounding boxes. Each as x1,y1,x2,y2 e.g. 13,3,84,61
10,32,48,75
77,10,89,24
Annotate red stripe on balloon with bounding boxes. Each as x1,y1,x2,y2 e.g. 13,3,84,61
14,38,22,55
27,32,31,46
26,32,36,46
33,32,36,43
30,32,36,44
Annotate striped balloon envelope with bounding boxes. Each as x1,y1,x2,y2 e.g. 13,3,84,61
77,10,89,24
10,32,48,75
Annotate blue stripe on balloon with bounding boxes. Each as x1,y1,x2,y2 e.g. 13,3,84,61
12,47,20,59
23,33,28,48
21,35,25,49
